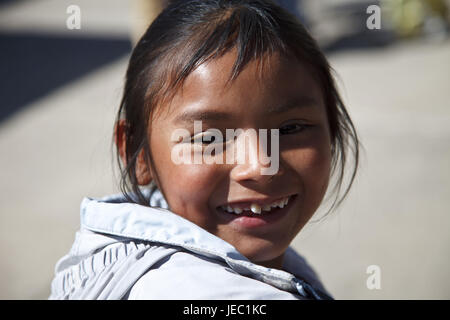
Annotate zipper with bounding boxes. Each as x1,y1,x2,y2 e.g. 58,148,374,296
293,278,333,300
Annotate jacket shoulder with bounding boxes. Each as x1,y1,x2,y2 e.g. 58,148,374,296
50,236,178,300
128,250,301,300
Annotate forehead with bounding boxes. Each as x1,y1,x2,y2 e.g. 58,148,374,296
161,50,325,121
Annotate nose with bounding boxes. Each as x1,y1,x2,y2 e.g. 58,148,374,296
229,130,283,183
230,162,278,184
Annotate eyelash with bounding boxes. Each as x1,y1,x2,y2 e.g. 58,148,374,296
190,133,222,145
279,123,311,135
189,123,311,145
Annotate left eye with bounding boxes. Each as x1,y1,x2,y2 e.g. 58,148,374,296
190,131,222,145
279,123,307,135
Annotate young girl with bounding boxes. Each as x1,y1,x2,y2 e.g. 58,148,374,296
49,0,359,300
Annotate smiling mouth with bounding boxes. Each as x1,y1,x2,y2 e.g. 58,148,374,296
217,194,296,215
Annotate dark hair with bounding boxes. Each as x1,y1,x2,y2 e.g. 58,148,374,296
115,0,360,216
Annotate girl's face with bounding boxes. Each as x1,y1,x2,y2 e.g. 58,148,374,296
147,51,332,269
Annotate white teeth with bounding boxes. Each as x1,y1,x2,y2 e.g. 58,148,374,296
274,196,290,209
221,196,291,215
222,205,242,214
250,204,262,214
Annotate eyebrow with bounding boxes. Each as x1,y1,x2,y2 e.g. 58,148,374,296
174,96,319,124
267,96,319,114
174,110,233,124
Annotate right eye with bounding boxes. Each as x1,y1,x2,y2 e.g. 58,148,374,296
190,131,222,145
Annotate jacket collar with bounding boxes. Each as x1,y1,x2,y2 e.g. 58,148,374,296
80,191,245,262
80,186,331,299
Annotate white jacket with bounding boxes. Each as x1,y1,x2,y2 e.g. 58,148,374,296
49,186,332,300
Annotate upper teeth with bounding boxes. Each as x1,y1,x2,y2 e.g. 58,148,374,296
221,196,291,215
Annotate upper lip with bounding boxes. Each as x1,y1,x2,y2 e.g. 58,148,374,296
217,194,296,209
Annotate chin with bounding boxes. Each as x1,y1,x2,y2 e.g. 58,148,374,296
236,238,288,267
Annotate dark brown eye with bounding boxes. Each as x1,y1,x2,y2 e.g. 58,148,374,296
204,135,216,144
280,123,307,135
191,131,221,145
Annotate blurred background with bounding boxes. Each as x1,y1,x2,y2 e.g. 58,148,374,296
0,0,449,299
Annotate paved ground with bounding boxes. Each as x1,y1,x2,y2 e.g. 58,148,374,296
1,0,449,299
293,39,450,299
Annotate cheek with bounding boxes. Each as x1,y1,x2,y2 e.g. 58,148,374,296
164,165,221,226
284,138,332,197
166,165,218,193
302,148,331,188
150,136,220,215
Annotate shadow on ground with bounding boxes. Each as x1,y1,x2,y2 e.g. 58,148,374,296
0,32,131,123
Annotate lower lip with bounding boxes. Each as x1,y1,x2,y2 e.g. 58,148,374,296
216,195,297,229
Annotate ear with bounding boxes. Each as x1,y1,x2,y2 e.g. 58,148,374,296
135,148,152,185
114,119,128,166
114,119,152,185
